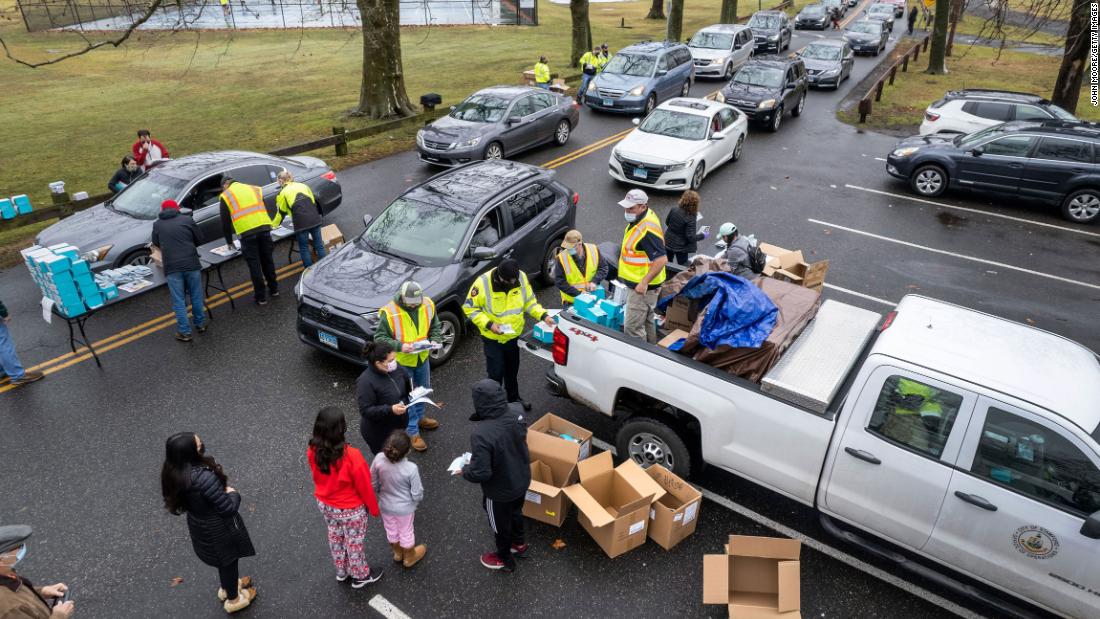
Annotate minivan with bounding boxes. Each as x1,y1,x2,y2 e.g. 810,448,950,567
584,41,696,115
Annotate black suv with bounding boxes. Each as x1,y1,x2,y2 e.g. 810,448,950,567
886,120,1100,223
720,57,807,132
295,160,578,365
748,10,793,53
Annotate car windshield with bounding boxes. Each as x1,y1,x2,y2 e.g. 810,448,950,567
802,45,842,59
732,65,784,88
603,53,656,77
450,94,510,123
801,6,826,15
360,197,472,266
109,172,188,219
689,31,735,49
849,22,880,34
1049,104,1077,120
955,124,1008,147
870,5,893,13
638,109,709,140
749,15,781,29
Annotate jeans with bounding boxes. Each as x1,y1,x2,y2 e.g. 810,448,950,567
578,73,595,100
240,232,278,302
624,287,659,343
295,225,327,267
484,495,525,569
536,82,550,90
0,320,26,380
666,250,690,266
166,270,205,335
402,361,431,437
482,337,521,402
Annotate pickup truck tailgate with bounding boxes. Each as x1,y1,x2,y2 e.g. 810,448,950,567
761,300,881,413
520,329,554,363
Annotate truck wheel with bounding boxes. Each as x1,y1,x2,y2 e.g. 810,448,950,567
616,417,693,479
428,311,461,368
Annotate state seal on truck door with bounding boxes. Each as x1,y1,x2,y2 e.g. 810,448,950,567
1012,525,1059,560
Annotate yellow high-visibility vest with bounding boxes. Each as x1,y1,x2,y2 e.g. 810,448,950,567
618,209,666,287
380,298,436,367
220,182,272,236
272,181,315,228
894,377,944,417
557,243,599,303
534,62,551,84
463,269,545,343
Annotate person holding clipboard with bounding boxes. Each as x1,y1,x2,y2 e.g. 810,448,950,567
357,341,413,456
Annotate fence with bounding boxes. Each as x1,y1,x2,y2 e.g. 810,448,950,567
857,35,931,123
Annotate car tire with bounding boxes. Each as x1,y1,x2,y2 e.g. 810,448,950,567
644,93,657,115
540,240,563,286
428,311,461,368
792,93,805,117
910,164,948,197
690,161,706,190
723,62,735,80
769,105,783,132
732,134,745,162
1061,189,1100,224
121,248,152,267
680,81,691,97
616,417,695,479
553,119,571,146
484,141,504,160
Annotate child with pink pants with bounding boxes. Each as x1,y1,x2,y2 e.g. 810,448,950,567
370,431,426,567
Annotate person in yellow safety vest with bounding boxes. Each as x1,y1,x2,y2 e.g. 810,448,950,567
578,45,602,104
463,259,554,410
219,176,279,305
617,189,667,343
375,281,443,453
271,170,326,268
553,229,609,304
597,43,611,70
534,56,551,90
882,377,946,454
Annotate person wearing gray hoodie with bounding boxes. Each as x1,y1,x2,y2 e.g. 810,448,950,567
370,431,427,568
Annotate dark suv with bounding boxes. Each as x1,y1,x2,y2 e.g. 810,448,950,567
295,160,578,365
720,56,807,132
886,120,1100,223
748,10,793,53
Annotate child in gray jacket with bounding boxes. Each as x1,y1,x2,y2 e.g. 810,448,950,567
371,431,426,568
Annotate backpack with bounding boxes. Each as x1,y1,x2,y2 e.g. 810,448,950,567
747,244,767,274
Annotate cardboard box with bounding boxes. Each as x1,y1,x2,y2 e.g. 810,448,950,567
149,244,163,268
524,430,582,527
645,464,702,550
321,224,344,251
657,329,690,351
703,535,802,618
550,78,571,95
561,451,667,558
664,295,702,331
759,243,829,291
528,413,593,462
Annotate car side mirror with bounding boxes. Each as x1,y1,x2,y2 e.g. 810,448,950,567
969,147,983,157
1081,511,1100,539
711,131,726,141
362,213,373,229
469,246,496,261
632,117,641,126
656,69,668,76
507,116,522,125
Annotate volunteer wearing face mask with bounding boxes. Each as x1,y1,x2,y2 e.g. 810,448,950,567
553,229,608,304
0,525,75,619
357,340,413,456
617,189,667,343
107,155,142,194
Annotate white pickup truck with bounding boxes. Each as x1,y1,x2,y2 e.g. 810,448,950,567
525,294,1100,618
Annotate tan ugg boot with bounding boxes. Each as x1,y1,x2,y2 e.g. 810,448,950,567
223,586,257,613
391,542,403,563
217,577,253,601
410,434,427,452
402,544,427,568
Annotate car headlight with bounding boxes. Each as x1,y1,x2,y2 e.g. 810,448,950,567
768,34,779,41
295,267,311,300
81,245,112,262
667,158,694,171
415,131,425,147
892,147,920,158
612,149,625,162
710,58,724,65
587,81,597,92
757,99,777,110
453,136,481,149
628,85,645,97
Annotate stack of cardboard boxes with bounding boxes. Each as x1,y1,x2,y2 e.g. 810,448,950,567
524,414,592,527
21,244,120,318
758,243,829,291
0,195,33,220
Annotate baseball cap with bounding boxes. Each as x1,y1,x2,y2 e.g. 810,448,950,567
618,189,649,208
718,222,737,237
561,229,583,249
400,281,424,305
0,525,32,554
161,199,179,210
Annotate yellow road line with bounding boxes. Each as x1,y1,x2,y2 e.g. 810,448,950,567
540,128,634,169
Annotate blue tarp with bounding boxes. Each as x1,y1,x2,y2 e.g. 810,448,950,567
657,272,778,349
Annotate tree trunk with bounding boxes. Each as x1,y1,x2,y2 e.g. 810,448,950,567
925,0,951,74
646,0,665,20
719,0,738,23
1051,0,1089,113
570,0,593,67
667,0,684,41
354,0,416,119
945,0,964,56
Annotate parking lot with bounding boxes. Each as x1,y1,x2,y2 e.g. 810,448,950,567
2,5,1093,617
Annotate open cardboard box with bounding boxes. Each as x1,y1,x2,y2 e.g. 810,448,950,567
528,413,593,462
645,464,702,550
524,430,582,527
758,243,828,291
561,451,666,558
703,535,802,618
664,296,702,331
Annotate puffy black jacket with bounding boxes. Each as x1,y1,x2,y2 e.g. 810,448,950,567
357,364,412,455
184,466,255,567
462,379,531,501
108,167,141,194
664,206,704,253
151,209,203,274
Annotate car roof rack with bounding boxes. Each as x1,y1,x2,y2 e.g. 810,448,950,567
946,88,1045,102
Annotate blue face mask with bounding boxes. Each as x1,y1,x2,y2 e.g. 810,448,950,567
7,544,26,567
567,247,578,256
624,212,637,223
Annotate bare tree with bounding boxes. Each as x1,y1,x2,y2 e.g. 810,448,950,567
719,0,739,24
667,0,684,41
647,0,666,20
1052,0,1088,112
354,0,416,118
570,0,593,67
925,0,952,73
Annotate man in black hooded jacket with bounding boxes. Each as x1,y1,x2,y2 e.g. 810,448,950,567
458,379,531,572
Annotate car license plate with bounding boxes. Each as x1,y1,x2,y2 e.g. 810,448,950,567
318,330,339,349
632,167,647,179
602,98,614,107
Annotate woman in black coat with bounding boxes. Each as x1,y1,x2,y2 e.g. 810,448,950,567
108,155,142,194
664,190,708,266
161,433,257,613
357,340,411,455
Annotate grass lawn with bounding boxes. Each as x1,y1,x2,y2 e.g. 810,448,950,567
952,12,1067,47
838,44,1098,134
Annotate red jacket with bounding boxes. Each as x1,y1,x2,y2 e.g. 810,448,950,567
308,445,380,515
131,138,169,167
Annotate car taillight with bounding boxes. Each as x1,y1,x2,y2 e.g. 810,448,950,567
572,192,580,206
551,327,569,365
321,171,337,181
879,310,897,331
924,112,940,122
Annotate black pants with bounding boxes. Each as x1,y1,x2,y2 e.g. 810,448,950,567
666,250,690,266
218,560,239,599
483,336,521,402
240,231,278,302
483,495,525,568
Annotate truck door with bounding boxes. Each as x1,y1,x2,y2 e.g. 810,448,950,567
922,399,1100,618
822,366,977,550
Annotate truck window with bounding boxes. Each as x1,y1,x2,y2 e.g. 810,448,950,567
867,375,964,458
972,407,1100,518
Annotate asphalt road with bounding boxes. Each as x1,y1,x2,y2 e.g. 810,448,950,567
1,8,1091,619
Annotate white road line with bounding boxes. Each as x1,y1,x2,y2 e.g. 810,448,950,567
844,183,1100,239
369,595,413,619
823,283,897,306
808,218,1100,291
589,438,983,618
873,157,887,161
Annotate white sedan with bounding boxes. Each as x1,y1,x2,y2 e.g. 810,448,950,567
609,98,747,191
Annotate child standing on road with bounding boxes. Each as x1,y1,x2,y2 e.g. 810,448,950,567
371,431,427,568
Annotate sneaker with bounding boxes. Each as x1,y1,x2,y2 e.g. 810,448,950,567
175,332,193,343
510,543,529,558
10,371,44,386
270,289,280,298
351,569,383,588
335,574,348,582
196,323,208,334
256,298,268,306
480,552,514,572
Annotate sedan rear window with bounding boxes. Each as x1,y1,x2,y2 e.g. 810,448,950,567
733,65,784,88
450,94,510,123
109,172,189,220
638,109,709,141
690,32,734,50
604,53,656,77
361,198,472,266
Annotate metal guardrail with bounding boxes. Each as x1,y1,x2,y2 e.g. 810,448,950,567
857,35,931,123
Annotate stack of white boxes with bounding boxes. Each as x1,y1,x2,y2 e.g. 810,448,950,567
20,244,120,318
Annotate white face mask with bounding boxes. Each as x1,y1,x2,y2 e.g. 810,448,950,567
385,360,398,372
